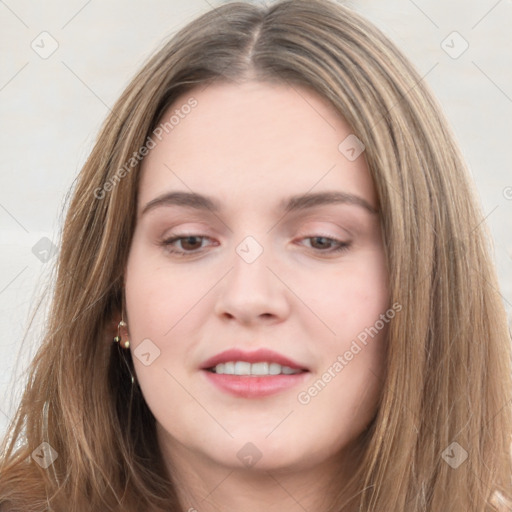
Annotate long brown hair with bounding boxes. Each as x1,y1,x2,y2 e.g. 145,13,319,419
1,1,511,510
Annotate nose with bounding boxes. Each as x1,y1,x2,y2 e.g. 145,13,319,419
213,238,290,326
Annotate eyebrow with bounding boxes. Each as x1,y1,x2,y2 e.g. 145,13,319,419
141,190,378,217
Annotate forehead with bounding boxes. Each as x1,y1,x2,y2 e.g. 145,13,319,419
137,81,376,212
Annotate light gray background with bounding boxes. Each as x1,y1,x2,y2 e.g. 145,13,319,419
1,0,511,438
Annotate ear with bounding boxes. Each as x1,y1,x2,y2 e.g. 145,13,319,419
118,320,129,340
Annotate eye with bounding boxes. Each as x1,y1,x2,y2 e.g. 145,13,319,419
159,234,351,257
161,235,215,255
299,235,351,253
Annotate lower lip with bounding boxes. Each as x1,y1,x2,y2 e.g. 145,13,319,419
202,370,309,398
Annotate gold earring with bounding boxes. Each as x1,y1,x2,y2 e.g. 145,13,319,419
114,319,130,349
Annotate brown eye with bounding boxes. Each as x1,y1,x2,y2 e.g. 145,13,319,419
177,236,204,251
161,235,213,255
309,236,334,250
301,236,351,253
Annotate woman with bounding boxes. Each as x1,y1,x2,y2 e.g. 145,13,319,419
1,0,511,510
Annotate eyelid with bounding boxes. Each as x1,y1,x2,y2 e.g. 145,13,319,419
294,220,354,240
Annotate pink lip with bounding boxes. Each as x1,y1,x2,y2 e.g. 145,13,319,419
200,348,307,371
203,372,309,398
200,348,309,399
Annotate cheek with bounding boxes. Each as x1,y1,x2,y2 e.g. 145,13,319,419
304,250,389,342
124,248,199,426
124,241,220,401
306,248,389,403
124,240,209,340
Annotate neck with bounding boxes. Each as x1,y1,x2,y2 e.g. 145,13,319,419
158,430,364,512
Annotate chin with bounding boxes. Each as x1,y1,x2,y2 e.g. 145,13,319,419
204,435,335,473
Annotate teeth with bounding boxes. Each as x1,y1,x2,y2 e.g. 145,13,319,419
269,362,281,375
251,362,269,375
211,361,302,376
234,361,251,375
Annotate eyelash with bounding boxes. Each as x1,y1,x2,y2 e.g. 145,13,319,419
160,234,351,257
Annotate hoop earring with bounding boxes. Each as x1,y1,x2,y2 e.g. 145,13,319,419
113,319,130,349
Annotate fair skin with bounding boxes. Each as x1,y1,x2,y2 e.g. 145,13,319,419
123,80,389,511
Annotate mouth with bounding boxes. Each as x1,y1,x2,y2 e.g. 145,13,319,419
200,348,310,398
207,361,303,376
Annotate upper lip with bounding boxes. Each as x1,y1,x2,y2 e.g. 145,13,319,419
200,348,308,371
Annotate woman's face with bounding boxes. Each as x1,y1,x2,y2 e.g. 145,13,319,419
125,81,390,473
